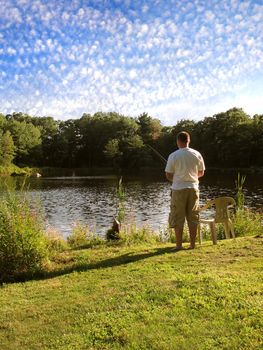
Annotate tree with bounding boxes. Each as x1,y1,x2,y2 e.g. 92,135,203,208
7,120,41,164
79,112,140,168
0,130,16,166
136,112,162,144
250,114,263,166
104,139,123,168
30,116,59,166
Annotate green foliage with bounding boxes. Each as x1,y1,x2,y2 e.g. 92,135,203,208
106,178,126,241
104,138,121,159
116,177,126,223
0,164,36,176
233,208,262,237
0,108,263,169
0,190,49,281
235,173,246,209
233,172,262,237
0,130,16,166
67,222,103,249
136,112,162,144
7,119,41,160
45,229,68,253
119,222,162,245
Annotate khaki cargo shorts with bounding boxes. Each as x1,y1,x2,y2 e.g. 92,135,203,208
169,188,199,229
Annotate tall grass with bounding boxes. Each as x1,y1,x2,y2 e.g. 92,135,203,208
106,177,126,240
234,208,262,237
233,173,262,237
67,222,104,249
235,172,246,209
0,189,49,282
118,222,163,245
116,177,126,223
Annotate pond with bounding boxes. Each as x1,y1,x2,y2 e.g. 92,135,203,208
1,171,262,237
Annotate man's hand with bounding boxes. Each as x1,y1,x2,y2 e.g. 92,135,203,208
165,172,173,182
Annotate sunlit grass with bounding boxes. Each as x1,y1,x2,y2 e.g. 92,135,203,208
0,236,262,350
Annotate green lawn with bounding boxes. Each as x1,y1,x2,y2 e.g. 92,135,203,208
0,236,262,350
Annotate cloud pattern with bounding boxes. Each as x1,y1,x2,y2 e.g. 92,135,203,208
0,0,262,124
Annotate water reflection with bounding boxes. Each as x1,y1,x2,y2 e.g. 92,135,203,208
0,173,262,237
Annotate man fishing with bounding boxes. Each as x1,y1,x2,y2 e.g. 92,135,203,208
165,131,205,250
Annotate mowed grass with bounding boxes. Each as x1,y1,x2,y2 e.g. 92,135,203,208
0,236,262,350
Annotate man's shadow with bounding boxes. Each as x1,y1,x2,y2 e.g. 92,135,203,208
0,247,184,286
8,246,181,284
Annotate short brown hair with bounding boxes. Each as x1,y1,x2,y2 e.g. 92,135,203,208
177,131,190,144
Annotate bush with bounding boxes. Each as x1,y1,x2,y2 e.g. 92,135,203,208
67,223,104,249
0,191,49,282
233,208,262,237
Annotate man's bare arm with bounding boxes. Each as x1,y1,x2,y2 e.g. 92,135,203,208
165,172,173,182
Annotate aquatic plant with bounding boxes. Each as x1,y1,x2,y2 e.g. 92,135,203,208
116,177,126,223
235,173,246,210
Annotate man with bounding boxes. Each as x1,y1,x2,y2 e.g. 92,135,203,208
165,131,205,250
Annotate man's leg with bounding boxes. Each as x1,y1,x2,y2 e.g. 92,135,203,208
174,227,183,250
186,189,200,249
169,190,186,250
188,223,198,249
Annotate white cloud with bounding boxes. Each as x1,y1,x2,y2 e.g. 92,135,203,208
7,47,16,55
0,0,262,124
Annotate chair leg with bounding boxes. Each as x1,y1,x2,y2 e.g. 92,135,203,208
198,224,202,245
210,222,217,245
228,219,235,239
224,222,230,239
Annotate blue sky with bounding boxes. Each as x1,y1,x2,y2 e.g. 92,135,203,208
0,0,262,125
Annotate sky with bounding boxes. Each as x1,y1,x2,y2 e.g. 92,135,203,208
0,0,262,125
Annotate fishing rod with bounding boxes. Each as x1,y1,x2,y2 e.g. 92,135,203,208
146,144,167,164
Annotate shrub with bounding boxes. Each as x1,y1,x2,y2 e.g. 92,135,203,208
0,191,49,282
233,208,262,237
67,222,104,249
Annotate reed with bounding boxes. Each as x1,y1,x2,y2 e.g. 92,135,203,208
235,172,246,209
116,176,126,223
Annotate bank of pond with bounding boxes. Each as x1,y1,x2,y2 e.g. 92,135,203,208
0,179,262,284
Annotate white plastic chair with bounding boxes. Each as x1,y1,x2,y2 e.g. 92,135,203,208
198,196,236,245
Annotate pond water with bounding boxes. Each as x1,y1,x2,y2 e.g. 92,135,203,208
1,171,262,237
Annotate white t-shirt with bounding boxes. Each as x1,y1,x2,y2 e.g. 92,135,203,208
165,147,205,190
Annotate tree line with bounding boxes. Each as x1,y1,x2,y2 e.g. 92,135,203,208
0,107,262,170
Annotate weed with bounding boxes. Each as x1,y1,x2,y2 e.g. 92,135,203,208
234,208,262,237
45,228,68,253
0,190,49,281
235,173,246,210
67,222,104,249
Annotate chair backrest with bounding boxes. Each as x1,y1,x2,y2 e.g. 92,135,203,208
213,197,236,223
200,196,236,223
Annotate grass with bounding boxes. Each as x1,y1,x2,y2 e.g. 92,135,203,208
0,235,262,350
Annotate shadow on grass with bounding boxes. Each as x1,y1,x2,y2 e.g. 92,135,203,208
2,246,181,284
